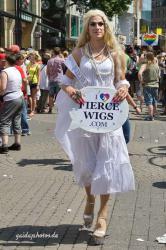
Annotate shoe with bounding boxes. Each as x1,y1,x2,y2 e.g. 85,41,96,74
21,131,31,136
29,111,35,117
48,108,52,114
83,201,95,228
21,133,27,136
41,109,48,113
0,144,8,154
144,116,154,121
92,217,107,245
8,143,21,151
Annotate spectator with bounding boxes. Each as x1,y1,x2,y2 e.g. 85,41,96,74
15,53,31,136
0,53,7,72
138,52,160,121
47,47,65,113
37,54,51,113
0,54,23,154
27,52,40,117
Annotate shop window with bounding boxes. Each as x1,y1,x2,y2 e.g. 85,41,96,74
71,15,78,38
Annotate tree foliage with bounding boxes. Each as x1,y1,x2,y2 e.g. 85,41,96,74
85,0,133,18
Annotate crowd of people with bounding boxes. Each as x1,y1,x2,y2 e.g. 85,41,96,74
124,44,166,120
0,45,68,153
0,7,166,246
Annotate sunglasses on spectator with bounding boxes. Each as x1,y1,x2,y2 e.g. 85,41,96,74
89,22,104,27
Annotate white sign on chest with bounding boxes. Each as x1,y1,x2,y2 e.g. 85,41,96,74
69,87,129,133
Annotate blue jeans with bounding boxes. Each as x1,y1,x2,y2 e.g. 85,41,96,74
143,87,158,106
21,99,29,133
122,118,130,144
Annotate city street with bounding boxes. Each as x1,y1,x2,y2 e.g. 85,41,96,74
0,106,166,250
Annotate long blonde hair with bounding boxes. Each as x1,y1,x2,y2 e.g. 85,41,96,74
76,9,126,81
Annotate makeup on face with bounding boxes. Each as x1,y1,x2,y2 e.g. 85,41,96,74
89,22,104,27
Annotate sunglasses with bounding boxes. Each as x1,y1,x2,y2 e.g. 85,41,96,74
89,22,104,27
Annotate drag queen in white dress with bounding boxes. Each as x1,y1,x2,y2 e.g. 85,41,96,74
55,9,135,245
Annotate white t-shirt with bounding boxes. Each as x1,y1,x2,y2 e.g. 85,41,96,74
39,64,49,90
2,67,23,101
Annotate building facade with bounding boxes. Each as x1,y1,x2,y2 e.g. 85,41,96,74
0,0,42,49
151,0,166,34
0,0,84,49
140,0,152,33
65,0,85,49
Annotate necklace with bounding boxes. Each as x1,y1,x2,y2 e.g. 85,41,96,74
89,42,106,59
87,43,114,80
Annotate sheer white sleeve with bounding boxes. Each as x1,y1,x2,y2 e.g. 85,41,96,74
115,79,130,89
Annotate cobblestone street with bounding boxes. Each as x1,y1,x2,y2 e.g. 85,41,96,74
0,108,166,250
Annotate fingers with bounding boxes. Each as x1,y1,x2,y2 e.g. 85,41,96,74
71,90,85,104
112,88,128,102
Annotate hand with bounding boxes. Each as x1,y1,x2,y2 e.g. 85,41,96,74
65,86,85,105
70,90,85,105
112,86,128,102
135,107,141,114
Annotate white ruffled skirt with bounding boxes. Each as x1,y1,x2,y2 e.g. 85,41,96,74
55,90,135,195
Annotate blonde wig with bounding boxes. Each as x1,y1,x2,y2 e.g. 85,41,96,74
76,9,126,82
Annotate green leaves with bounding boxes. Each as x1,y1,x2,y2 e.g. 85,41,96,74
86,0,133,18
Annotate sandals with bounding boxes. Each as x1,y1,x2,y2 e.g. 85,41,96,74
29,111,35,117
92,216,107,245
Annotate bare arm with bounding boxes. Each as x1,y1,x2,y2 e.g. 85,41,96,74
126,93,141,114
0,72,7,94
138,64,146,83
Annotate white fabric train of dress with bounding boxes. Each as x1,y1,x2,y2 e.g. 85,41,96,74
55,54,135,195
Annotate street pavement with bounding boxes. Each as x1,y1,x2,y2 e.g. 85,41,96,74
0,105,166,250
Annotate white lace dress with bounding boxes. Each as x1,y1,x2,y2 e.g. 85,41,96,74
55,53,135,195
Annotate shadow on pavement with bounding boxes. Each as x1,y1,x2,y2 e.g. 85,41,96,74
0,225,91,246
152,181,166,189
17,158,71,170
147,146,166,169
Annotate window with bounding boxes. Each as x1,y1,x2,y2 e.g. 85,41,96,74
71,15,78,37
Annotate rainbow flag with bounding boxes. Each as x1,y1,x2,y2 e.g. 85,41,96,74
142,33,158,46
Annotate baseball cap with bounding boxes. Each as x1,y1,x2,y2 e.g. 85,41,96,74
0,47,5,53
0,53,6,61
9,44,20,53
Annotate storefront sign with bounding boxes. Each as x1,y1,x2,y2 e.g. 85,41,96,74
69,87,129,133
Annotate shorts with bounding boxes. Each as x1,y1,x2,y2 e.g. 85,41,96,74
143,87,158,106
0,97,23,135
30,83,38,90
49,81,60,97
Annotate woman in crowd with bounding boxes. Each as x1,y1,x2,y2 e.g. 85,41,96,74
37,54,51,113
138,52,160,121
0,54,23,153
55,9,135,245
27,52,40,117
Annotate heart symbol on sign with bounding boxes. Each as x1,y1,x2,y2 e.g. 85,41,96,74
100,93,110,102
143,34,157,45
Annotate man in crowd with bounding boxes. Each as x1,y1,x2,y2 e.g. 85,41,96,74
47,47,65,113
